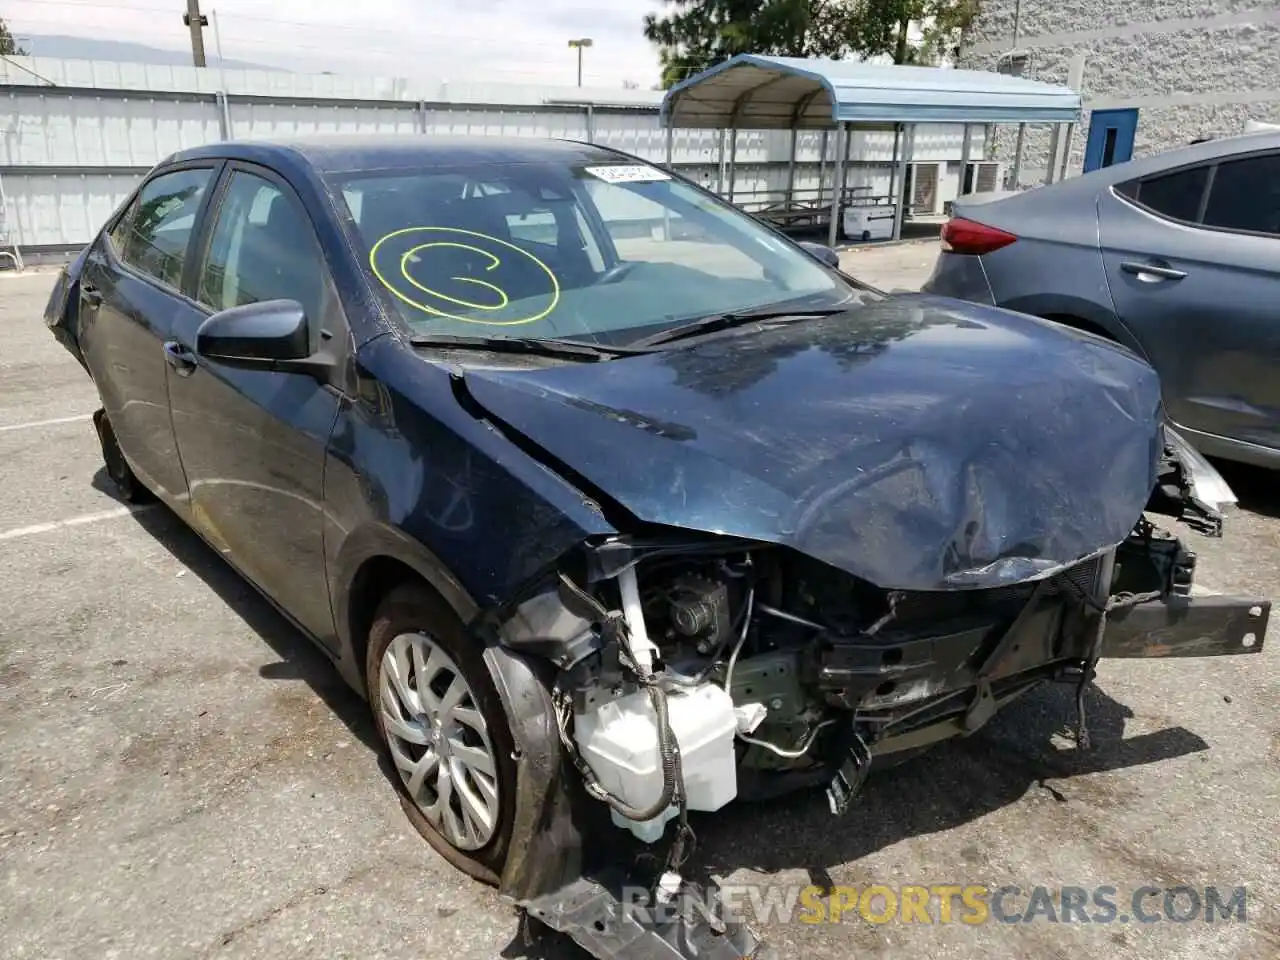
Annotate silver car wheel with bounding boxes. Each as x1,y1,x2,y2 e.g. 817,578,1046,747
379,631,501,851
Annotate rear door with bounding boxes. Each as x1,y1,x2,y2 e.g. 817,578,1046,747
164,162,346,646
1098,149,1280,449
78,163,221,502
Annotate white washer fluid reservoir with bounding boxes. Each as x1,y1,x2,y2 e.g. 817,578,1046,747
573,682,738,843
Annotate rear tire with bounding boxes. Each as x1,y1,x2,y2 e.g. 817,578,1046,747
365,582,518,886
93,410,154,504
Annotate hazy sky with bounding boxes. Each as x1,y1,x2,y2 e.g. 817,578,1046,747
4,0,668,88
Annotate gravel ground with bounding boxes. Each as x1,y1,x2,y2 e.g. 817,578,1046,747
2,247,1277,960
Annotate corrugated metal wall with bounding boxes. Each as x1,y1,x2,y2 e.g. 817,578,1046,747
0,56,986,256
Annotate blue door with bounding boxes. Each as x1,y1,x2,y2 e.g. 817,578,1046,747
1084,108,1139,173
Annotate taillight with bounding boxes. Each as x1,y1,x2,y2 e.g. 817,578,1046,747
940,217,1018,255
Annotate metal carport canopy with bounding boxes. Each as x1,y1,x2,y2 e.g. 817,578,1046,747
659,54,1082,128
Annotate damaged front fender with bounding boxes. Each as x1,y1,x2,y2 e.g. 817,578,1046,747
482,639,587,902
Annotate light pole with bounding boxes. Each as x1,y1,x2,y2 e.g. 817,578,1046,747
183,0,209,67
568,38,592,87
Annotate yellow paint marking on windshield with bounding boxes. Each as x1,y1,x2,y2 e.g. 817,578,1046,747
369,225,561,326
400,243,510,310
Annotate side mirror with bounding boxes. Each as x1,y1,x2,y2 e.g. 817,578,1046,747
797,241,841,268
197,299,312,368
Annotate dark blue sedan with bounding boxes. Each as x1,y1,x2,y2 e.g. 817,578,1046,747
43,135,1270,959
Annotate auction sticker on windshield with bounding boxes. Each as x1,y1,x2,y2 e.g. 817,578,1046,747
584,164,671,183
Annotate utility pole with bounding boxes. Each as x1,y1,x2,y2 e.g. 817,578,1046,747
183,0,209,67
567,37,592,87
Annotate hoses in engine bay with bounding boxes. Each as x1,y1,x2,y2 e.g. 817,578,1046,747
554,571,686,827
739,717,838,759
654,564,835,763
727,591,839,760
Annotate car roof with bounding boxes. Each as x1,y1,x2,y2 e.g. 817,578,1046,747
959,129,1280,216
159,134,636,176
1085,130,1280,185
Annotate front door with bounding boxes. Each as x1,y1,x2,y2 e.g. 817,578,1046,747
1099,150,1280,451
78,164,220,502
165,163,344,646
1084,108,1139,173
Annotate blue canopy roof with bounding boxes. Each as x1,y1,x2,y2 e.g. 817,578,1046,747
660,54,1081,129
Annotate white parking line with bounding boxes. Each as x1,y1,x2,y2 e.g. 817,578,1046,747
0,414,93,433
0,504,155,542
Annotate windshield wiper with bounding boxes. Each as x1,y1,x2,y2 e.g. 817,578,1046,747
408,333,645,362
628,305,851,348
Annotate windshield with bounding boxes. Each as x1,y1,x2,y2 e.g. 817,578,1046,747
332,158,869,345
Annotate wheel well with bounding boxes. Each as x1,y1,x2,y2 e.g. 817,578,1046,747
346,555,429,689
1041,313,1115,341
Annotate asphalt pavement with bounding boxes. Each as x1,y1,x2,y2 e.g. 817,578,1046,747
2,245,1278,960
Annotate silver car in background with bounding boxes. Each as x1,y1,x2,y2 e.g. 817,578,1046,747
923,131,1280,470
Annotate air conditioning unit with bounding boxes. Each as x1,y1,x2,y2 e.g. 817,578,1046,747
907,161,942,215
966,161,1004,194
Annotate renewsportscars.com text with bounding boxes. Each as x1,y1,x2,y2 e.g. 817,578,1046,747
618,883,1249,926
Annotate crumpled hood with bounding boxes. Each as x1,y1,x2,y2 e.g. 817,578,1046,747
460,295,1166,591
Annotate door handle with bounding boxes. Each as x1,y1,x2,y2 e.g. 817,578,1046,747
1120,261,1187,282
81,282,103,307
162,340,198,376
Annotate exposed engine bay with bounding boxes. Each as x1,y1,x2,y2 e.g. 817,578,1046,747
516,518,1190,835
494,438,1269,959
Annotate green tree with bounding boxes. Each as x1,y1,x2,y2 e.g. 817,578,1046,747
0,17,26,57
845,0,981,65
643,0,980,88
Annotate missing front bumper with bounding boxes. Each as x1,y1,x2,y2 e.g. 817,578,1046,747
1100,593,1269,659
520,874,771,960
487,558,1267,960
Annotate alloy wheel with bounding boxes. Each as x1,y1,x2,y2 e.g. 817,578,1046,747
378,631,501,851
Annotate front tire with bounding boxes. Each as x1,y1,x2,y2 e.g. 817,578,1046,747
365,583,517,885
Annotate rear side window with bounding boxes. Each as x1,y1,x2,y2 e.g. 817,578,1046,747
1127,166,1208,222
110,168,215,290
1202,154,1280,236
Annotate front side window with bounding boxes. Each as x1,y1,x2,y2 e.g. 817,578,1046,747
1201,154,1280,236
111,167,214,290
332,159,866,345
196,170,328,324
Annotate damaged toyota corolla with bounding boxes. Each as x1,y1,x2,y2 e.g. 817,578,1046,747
45,136,1270,959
